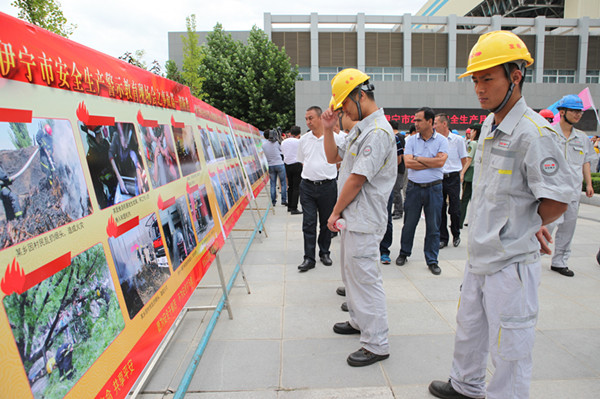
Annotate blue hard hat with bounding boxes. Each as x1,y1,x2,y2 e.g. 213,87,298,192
557,94,584,110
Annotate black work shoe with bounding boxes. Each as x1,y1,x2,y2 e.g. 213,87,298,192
336,286,346,296
333,321,360,335
428,380,477,398
282,202,288,206
341,302,348,312
428,263,441,275
392,213,402,220
453,237,461,247
347,348,389,367
395,254,407,266
551,266,574,277
439,241,448,249
320,254,333,266
290,209,303,215
298,259,315,272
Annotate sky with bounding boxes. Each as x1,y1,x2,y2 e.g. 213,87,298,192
1,0,424,72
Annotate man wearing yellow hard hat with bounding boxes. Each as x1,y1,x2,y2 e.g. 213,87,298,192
321,68,397,367
428,31,575,399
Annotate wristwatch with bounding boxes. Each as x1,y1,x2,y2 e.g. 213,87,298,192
414,156,418,161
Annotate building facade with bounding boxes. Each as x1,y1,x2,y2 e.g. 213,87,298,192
168,4,600,132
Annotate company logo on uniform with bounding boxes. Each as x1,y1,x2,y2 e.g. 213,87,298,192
540,157,559,176
363,145,372,157
498,139,510,149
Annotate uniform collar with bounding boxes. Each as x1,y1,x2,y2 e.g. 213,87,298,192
352,108,385,136
490,97,527,137
417,131,439,142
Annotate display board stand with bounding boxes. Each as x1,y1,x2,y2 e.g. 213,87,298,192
129,198,270,398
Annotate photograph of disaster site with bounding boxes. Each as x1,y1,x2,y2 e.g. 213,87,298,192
173,126,201,177
158,196,197,271
138,124,180,190
107,213,170,320
2,243,124,399
187,185,215,247
0,118,92,250
78,121,149,210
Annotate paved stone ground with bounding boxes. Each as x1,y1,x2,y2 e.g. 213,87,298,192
137,190,600,399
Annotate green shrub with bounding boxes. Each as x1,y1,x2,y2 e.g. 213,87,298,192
583,176,600,193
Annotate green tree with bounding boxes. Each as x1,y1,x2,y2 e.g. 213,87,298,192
199,24,298,130
118,50,147,70
199,23,244,117
11,0,76,37
8,122,33,148
165,60,184,84
180,14,205,98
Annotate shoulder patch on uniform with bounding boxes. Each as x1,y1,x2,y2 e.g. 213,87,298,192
540,157,559,176
363,145,372,157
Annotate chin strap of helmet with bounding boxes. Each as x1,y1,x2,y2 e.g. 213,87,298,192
562,110,575,126
348,81,375,121
489,62,526,114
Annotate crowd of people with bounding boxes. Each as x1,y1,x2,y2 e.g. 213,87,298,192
262,29,600,399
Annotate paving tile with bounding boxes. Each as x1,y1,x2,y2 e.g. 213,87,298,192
387,302,455,336
540,328,600,374
211,305,283,340
409,277,462,302
187,339,281,391
529,378,600,399
279,386,394,398
281,338,388,389
532,331,599,380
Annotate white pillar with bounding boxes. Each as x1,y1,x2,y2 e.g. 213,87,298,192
403,13,412,82
310,13,319,81
448,14,457,82
534,16,546,84
357,13,365,71
578,17,589,84
264,13,272,40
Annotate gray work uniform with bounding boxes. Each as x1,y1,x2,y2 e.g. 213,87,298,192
547,127,595,269
337,108,396,356
450,98,573,399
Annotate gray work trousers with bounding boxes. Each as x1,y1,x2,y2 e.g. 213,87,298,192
547,198,579,269
340,229,389,355
450,261,540,399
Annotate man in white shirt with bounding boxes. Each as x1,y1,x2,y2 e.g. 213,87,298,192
296,106,341,272
435,114,468,249
281,126,303,214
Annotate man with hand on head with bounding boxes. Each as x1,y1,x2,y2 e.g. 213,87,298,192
322,68,396,367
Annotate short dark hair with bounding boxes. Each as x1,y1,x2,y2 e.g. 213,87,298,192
408,124,416,134
348,85,375,102
469,123,482,141
416,107,435,125
263,130,270,140
306,106,322,116
505,63,526,91
290,126,301,136
436,113,449,126
389,120,399,130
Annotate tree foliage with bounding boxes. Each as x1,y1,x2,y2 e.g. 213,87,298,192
8,122,33,148
119,50,163,76
180,14,205,99
11,0,76,38
199,25,299,130
165,60,184,84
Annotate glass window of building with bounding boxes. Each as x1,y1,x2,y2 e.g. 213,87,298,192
412,67,447,82
297,67,311,81
586,70,600,84
543,69,576,83
366,67,403,81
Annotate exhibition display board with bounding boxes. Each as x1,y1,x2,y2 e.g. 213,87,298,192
0,12,268,399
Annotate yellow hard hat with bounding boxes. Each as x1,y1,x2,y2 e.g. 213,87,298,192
329,68,370,110
459,30,534,79
46,357,56,374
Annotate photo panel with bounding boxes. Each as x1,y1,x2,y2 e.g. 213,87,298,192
79,122,149,209
0,118,92,250
187,185,215,244
2,243,124,399
137,124,180,189
158,196,197,272
172,126,201,177
107,213,170,320
198,128,215,164
207,129,224,161
209,174,229,217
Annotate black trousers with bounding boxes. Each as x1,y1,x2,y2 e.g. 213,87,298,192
285,162,302,211
300,179,337,263
440,172,461,243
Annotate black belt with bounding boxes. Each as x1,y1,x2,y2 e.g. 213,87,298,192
303,178,335,185
409,179,442,188
443,171,460,178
